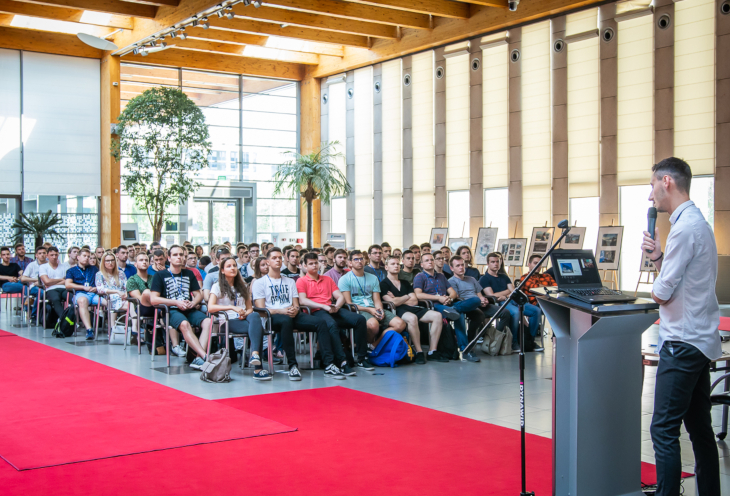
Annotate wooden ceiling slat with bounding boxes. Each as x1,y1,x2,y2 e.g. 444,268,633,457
19,0,157,19
0,24,101,57
346,0,470,19
0,13,116,37
0,0,134,29
185,29,268,46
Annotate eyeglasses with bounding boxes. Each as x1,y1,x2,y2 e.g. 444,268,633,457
434,257,443,261
351,257,364,262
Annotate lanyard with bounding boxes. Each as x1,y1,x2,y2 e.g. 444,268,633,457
170,271,184,298
79,266,92,286
266,275,285,303
369,264,385,281
353,274,368,298
425,272,441,295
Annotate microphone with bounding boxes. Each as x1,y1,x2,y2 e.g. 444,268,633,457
647,207,657,253
558,219,569,230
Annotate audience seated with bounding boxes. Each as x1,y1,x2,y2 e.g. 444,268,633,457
208,258,270,381
94,246,105,262
323,247,336,272
66,246,79,267
65,248,100,340
115,245,136,279
338,250,404,363
455,246,481,280
186,252,204,285
398,250,420,284
440,247,454,277
39,247,69,328
202,248,231,301
317,252,328,274
0,246,24,302
381,242,392,258
380,256,445,363
237,249,251,279
96,251,129,326
147,249,168,277
126,252,158,349
433,250,447,276
408,244,422,269
518,254,557,305
324,249,349,285
479,252,543,352
296,252,364,378
89,253,99,268
150,245,211,369
281,249,300,279
363,244,386,281
197,256,210,280
392,248,402,260
420,242,431,255
10,242,33,272
20,246,47,318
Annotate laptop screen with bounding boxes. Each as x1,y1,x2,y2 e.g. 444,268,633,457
550,250,603,287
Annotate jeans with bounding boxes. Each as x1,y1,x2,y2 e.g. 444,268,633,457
504,301,542,345
46,288,67,321
466,304,509,341
651,341,720,496
1,282,23,296
269,312,329,367
227,313,265,356
24,286,41,317
435,297,482,350
308,308,368,366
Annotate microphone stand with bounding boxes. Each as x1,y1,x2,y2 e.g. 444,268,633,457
460,220,572,496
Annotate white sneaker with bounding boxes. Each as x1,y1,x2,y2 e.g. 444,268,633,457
172,345,186,357
288,364,302,381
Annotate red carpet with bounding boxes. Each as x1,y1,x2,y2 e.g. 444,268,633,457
0,330,15,337
0,335,295,471
0,385,691,494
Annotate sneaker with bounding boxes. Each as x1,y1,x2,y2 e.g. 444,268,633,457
428,351,449,363
249,353,262,367
465,352,481,363
532,341,545,352
85,329,94,340
253,369,272,381
340,363,357,376
324,364,346,380
511,342,520,352
289,364,302,381
415,352,426,364
190,357,205,370
171,345,186,357
356,358,375,371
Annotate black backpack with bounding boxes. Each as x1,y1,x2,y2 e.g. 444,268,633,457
437,320,459,360
57,306,77,337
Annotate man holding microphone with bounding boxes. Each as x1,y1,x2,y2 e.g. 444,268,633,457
642,157,720,496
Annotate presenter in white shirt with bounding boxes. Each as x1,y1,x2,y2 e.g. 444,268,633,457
642,157,720,496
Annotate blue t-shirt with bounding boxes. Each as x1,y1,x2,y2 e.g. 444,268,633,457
338,271,380,308
66,265,99,287
479,272,512,294
119,264,137,280
413,271,450,297
363,264,387,282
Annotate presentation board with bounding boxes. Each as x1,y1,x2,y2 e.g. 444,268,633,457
560,227,586,250
447,237,473,253
497,238,528,267
474,227,499,265
527,227,555,263
429,228,448,250
595,226,624,270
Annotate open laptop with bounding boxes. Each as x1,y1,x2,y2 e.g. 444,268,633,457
549,249,636,304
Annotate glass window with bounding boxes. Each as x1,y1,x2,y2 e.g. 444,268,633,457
484,188,509,241
331,198,347,235
690,176,714,229
619,185,652,291
448,190,470,240
569,197,599,251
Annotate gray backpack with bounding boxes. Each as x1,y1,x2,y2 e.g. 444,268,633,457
200,348,232,383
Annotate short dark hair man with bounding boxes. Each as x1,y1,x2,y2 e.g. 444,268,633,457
116,245,137,279
363,244,386,281
324,249,349,285
399,250,420,284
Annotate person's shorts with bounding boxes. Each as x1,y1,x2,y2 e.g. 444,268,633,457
74,291,100,306
168,308,207,330
138,304,155,318
358,309,397,329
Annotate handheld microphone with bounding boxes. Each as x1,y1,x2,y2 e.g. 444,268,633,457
647,207,657,253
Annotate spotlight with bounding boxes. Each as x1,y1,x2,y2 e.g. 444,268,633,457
508,0,518,10
201,16,208,22
169,30,177,38
141,49,148,56
149,39,157,47
160,42,167,48
243,0,251,5
133,46,140,55
179,31,188,40
216,10,224,17
225,11,235,19
253,0,262,7
201,22,210,29
191,18,199,27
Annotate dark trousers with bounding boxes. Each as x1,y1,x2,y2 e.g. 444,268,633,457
308,308,368,366
651,341,720,496
46,288,67,321
269,312,328,367
465,305,509,341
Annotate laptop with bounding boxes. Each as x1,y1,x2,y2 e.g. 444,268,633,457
549,249,636,304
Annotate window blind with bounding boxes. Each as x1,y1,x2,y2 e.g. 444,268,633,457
567,37,600,198
566,9,598,37
521,21,552,234
381,59,402,248
674,0,715,175
22,52,101,196
617,15,654,186
328,82,347,180
0,49,21,195
354,67,373,248
412,51,435,243
482,43,509,189
445,53,470,192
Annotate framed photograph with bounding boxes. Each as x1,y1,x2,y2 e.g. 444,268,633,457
448,237,473,253
640,251,657,272
497,238,528,267
429,228,449,251
474,227,499,265
560,227,587,249
595,226,624,270
527,227,555,263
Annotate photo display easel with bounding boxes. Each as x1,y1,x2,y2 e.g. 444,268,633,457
596,224,623,289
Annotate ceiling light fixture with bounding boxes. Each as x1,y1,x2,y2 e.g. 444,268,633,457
225,12,235,19
76,33,118,51
243,0,251,5
216,10,224,17
201,22,210,29
179,31,188,40
253,0,262,7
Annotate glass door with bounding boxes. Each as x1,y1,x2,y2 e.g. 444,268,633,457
189,201,211,250
212,201,237,245
189,199,240,247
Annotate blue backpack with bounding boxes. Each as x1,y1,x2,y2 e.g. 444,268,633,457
368,330,414,368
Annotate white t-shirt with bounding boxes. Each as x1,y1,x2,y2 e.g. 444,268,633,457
39,262,70,291
251,275,298,310
23,260,44,282
210,281,246,320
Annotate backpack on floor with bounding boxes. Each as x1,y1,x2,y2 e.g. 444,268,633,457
437,321,459,360
368,330,411,368
200,348,232,383
57,306,76,337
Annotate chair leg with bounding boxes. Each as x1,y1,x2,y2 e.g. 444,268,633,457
309,332,314,369
206,318,215,357
165,313,170,367
123,310,130,350
151,309,158,361
137,313,142,355
267,334,274,375
242,336,248,369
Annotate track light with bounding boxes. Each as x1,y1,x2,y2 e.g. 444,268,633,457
169,30,177,38
133,46,140,55
225,12,235,19
253,0,262,7
149,40,157,47
201,22,210,29
141,50,148,56
201,16,208,22
191,18,199,27
216,10,224,17
179,31,188,40
243,0,251,5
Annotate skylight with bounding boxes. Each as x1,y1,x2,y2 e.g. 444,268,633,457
10,15,112,37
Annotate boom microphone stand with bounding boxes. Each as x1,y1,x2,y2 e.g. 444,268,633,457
460,219,572,496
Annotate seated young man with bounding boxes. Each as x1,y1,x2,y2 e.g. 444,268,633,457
323,246,336,272
150,245,212,369
398,250,420,284
363,244,387,281
126,252,172,352
479,252,543,352
252,247,331,381
281,249,300,280
338,250,405,364
202,248,231,301
413,252,481,362
20,246,48,318
408,244,422,270
518,254,556,306
380,242,392,258
420,242,432,255
237,249,251,279
324,249,349,285
39,246,69,328
185,252,204,285
10,242,32,272
297,252,365,378
448,255,508,344
380,256,446,364
147,249,168,277
116,245,137,280
64,248,100,340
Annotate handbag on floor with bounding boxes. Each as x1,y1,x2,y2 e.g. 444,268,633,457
200,348,232,383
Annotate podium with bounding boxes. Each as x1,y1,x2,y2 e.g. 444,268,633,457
532,288,659,496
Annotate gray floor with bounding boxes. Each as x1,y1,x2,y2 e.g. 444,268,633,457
5,305,730,494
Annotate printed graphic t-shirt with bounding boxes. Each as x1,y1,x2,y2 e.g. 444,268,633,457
150,268,201,308
252,275,298,310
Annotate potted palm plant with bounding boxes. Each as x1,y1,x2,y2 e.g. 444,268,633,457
11,210,64,250
273,141,351,249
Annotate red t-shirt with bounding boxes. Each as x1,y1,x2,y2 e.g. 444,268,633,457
296,274,337,308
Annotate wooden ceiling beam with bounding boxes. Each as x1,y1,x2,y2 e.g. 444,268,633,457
0,24,101,57
123,47,304,80
185,28,268,46
205,18,369,48
263,0,431,30
0,12,116,36
160,37,320,64
346,0,470,19
19,0,157,18
261,37,343,57
124,0,178,7
188,28,343,56
0,0,134,29
225,4,397,39
457,0,508,7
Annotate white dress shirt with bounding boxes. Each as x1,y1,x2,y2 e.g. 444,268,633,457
653,200,721,360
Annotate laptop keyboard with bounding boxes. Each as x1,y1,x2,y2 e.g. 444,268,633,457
566,287,624,297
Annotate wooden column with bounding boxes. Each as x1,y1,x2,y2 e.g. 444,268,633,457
552,17,569,228
345,71,355,249
300,72,321,246
508,28,523,238
402,55,414,247
319,78,330,243
100,52,120,249
655,0,674,246
434,47,447,229
715,0,730,254
599,5,619,227
373,63,383,243
469,38,484,240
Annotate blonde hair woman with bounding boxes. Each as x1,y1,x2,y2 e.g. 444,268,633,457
95,251,128,314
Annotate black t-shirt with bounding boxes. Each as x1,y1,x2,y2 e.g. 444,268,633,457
380,277,415,301
479,272,512,294
150,268,201,303
0,263,21,278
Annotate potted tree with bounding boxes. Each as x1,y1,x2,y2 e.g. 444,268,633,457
11,210,64,250
273,141,351,249
111,87,211,242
